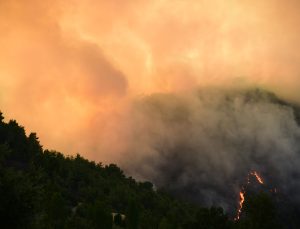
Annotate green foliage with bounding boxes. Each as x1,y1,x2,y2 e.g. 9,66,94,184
235,192,282,229
114,213,126,228
158,217,173,229
89,201,113,229
183,207,231,229
126,199,139,229
0,167,38,228
44,192,69,228
0,111,297,228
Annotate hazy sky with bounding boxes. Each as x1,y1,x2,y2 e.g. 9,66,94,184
1,0,300,162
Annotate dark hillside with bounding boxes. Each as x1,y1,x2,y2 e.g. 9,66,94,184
0,110,298,228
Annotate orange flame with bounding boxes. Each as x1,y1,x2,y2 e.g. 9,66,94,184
251,171,264,184
234,171,264,221
234,191,245,221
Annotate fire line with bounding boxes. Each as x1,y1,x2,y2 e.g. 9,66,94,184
234,171,264,220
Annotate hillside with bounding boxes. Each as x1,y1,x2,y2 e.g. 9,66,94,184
0,110,298,229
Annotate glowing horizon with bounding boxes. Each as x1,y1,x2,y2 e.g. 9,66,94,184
1,0,300,162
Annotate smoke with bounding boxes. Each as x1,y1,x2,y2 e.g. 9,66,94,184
0,0,129,159
1,0,300,211
121,88,300,211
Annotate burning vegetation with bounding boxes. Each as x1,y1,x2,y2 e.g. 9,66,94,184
0,83,299,228
235,171,265,221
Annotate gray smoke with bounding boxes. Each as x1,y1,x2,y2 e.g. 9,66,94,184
121,88,300,212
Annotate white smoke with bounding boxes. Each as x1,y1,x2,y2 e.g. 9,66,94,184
121,88,300,211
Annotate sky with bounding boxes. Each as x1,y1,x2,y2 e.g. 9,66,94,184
1,0,300,164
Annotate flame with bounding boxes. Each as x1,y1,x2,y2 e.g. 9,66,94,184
234,171,264,221
250,171,264,184
234,191,245,221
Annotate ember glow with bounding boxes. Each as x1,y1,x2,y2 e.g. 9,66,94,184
1,0,300,161
235,171,265,220
235,191,245,221
250,171,264,185
1,0,300,214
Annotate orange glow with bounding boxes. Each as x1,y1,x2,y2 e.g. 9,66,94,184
251,171,264,184
235,191,245,221
235,171,264,220
1,0,300,162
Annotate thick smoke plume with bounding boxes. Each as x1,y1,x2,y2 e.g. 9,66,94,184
1,0,300,211
121,88,300,211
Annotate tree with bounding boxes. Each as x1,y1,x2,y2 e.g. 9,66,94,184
114,213,126,228
126,199,139,229
158,217,173,229
90,201,113,229
0,168,37,229
44,192,69,228
238,192,282,229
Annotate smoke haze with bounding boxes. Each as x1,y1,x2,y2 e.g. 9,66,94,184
1,0,300,210
122,88,300,211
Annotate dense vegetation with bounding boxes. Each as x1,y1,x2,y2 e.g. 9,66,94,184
0,111,297,228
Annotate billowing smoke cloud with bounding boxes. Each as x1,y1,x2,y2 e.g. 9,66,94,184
121,88,300,211
0,0,129,159
1,0,300,211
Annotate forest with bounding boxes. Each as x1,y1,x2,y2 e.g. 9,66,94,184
0,111,298,229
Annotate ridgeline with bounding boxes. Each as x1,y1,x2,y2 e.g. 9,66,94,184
0,111,296,229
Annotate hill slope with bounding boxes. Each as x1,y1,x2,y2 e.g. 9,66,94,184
0,108,298,229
